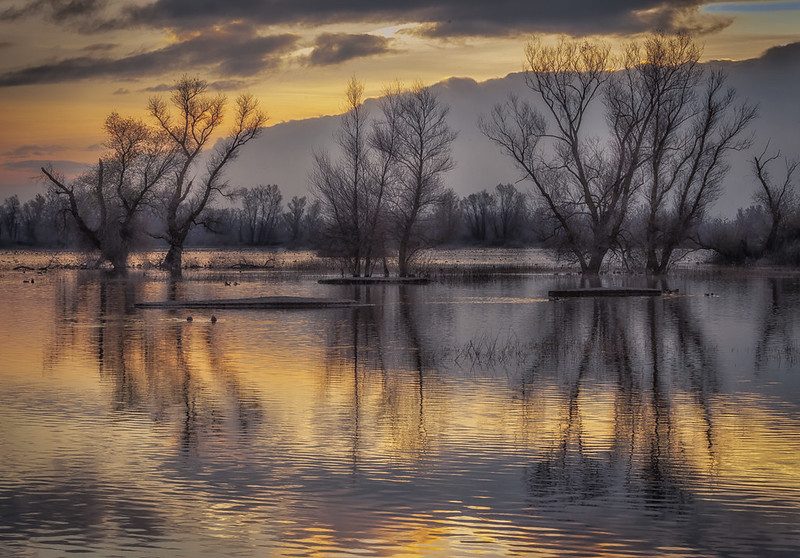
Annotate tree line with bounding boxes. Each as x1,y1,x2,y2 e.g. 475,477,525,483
2,35,798,275
0,179,545,255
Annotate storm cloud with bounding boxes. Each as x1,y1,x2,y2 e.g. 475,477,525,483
3,144,66,158
307,33,393,66
118,0,731,37
0,23,299,86
1,0,733,37
0,1,736,87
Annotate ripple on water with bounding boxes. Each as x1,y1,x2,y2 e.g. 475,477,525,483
0,269,799,556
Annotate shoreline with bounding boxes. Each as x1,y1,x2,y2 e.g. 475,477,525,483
1,246,799,277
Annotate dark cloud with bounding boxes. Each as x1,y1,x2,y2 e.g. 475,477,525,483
112,87,128,94
0,0,106,22
0,0,732,38
82,42,116,51
3,144,66,158
139,83,172,93
207,78,253,91
0,42,12,49
0,23,299,87
114,0,730,38
757,41,800,66
409,1,730,38
307,33,393,66
140,78,250,93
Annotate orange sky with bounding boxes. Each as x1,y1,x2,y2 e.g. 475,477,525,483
1,1,799,197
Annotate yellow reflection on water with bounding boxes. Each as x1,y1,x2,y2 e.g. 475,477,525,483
1,270,799,556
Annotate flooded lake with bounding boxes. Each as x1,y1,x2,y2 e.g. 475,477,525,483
1,265,799,556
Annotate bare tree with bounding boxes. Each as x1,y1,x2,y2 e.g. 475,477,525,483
303,199,323,245
462,190,495,242
41,112,175,271
14,190,71,247
639,35,703,272
493,183,526,243
366,83,404,275
639,36,757,273
20,194,46,244
283,195,307,243
390,84,457,276
235,184,283,244
481,36,693,273
431,188,461,244
149,76,265,276
752,144,797,254
312,78,399,276
311,78,372,276
1,195,20,242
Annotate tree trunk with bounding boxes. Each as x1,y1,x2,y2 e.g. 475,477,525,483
764,220,780,255
645,245,659,274
585,249,605,275
579,274,602,288
108,247,129,275
164,244,183,278
351,255,361,277
364,252,372,277
654,246,673,275
398,236,409,277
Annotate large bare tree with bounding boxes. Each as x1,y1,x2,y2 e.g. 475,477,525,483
312,78,399,276
639,36,756,273
482,36,710,274
366,83,404,275
149,77,265,276
311,79,371,276
41,112,175,272
389,84,457,276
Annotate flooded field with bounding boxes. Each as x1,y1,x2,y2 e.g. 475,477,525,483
1,262,799,556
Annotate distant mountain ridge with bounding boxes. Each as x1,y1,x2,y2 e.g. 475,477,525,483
226,42,800,217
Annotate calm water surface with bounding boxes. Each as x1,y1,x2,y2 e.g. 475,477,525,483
1,268,799,556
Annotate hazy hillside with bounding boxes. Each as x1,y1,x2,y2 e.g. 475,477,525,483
228,42,800,217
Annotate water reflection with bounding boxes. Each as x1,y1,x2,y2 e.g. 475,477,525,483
1,270,799,556
754,277,799,374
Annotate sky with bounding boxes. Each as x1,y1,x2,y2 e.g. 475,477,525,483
0,0,799,198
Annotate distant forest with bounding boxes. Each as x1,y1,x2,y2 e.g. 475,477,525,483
0,181,545,251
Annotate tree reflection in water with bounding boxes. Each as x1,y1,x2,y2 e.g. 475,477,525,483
14,270,798,556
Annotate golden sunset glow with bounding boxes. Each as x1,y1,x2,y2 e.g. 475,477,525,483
1,1,800,198
2,4,800,556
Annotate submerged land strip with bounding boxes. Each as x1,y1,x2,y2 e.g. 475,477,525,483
135,296,359,309
318,277,430,285
548,288,663,298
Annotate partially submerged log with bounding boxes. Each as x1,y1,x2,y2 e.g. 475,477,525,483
318,277,430,285
548,287,662,298
136,296,358,309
